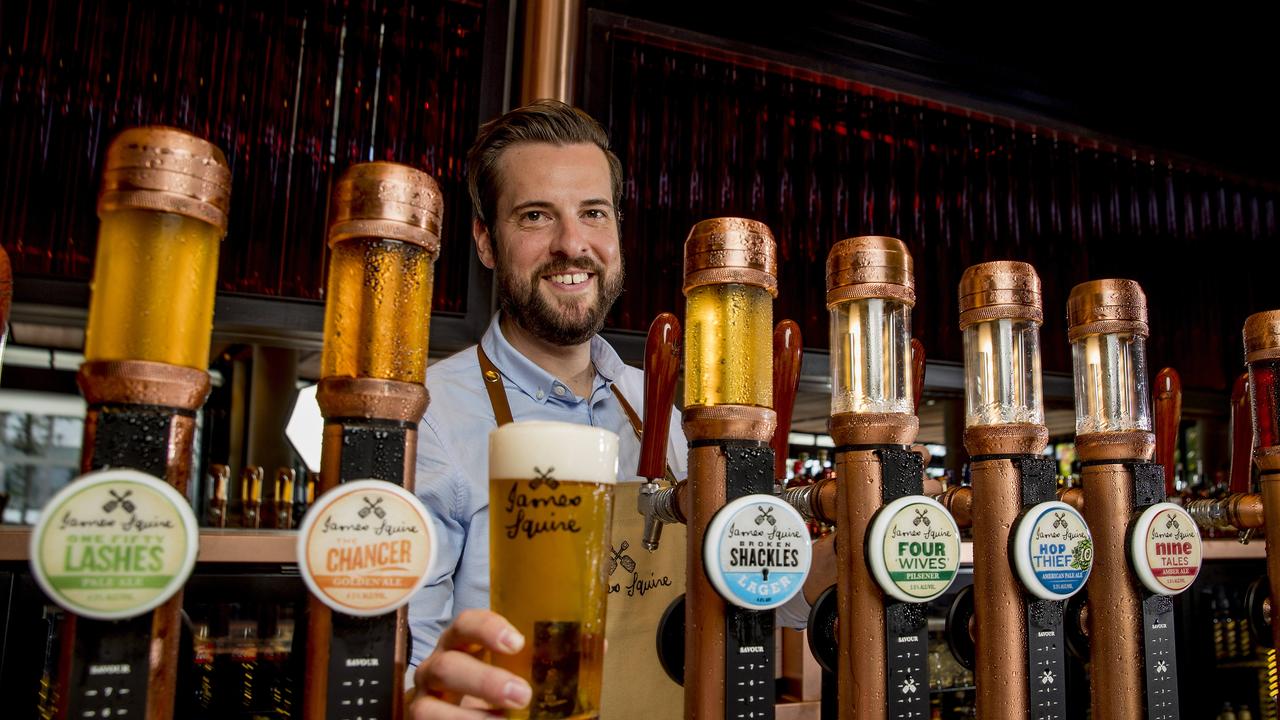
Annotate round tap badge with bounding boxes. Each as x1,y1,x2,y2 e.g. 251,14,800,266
1012,501,1093,600
297,479,436,616
867,495,962,603
30,469,199,621
1130,502,1202,596
703,494,812,610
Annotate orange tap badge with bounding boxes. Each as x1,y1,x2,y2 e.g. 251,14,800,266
296,480,436,616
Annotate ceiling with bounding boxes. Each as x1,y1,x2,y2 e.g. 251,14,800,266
600,0,1280,183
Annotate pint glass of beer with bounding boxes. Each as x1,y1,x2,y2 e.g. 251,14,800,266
489,421,619,719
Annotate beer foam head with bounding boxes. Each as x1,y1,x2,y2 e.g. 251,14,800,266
489,421,619,484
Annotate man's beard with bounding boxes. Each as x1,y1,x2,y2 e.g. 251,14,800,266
496,254,625,346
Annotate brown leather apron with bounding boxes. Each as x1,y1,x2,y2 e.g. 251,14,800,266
478,347,686,718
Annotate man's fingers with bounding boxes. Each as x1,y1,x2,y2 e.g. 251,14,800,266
410,610,529,711
417,649,531,710
436,609,524,656
408,694,506,719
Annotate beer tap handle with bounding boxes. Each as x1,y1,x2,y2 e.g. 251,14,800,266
911,338,926,416
1154,367,1182,498
1230,372,1253,495
639,313,681,552
1154,367,1181,497
771,320,803,483
639,313,681,481
0,245,11,341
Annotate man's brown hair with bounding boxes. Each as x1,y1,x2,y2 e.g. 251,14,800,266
466,99,623,227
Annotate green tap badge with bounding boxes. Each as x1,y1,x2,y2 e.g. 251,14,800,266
29,469,199,620
866,495,962,603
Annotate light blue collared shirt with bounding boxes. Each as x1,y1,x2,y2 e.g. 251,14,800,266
407,314,690,668
407,313,808,670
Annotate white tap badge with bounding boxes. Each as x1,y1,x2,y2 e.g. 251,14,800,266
297,479,436,616
1130,502,1202,596
30,469,199,620
1012,501,1093,600
867,495,962,603
703,494,812,610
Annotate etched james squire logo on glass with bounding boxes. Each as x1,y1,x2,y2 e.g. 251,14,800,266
489,421,619,719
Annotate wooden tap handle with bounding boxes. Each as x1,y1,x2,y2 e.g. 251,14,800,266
0,245,11,336
638,313,682,480
1230,372,1252,494
911,338,926,416
771,320,803,480
1153,367,1182,498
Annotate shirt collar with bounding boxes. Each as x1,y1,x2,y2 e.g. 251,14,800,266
480,313,623,404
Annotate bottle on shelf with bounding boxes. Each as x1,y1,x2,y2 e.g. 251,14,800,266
272,468,295,530
191,615,216,714
239,467,264,529
1214,592,1230,661
207,464,230,528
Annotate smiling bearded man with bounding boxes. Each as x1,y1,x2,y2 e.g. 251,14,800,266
405,101,701,720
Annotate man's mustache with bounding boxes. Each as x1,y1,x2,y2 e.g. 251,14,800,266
534,258,606,279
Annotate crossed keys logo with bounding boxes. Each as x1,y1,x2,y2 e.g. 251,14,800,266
912,508,931,527
608,541,636,577
102,490,135,514
529,467,560,491
1165,514,1181,530
358,497,386,519
1052,512,1069,529
755,507,776,526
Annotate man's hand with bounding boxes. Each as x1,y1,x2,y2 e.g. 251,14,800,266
408,609,531,718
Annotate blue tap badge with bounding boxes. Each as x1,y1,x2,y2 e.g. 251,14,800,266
1012,501,1093,601
703,494,813,610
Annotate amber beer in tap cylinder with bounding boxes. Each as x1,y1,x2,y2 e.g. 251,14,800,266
489,421,619,719
684,283,773,407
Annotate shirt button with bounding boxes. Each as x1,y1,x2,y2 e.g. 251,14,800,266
554,386,566,397
536,390,545,400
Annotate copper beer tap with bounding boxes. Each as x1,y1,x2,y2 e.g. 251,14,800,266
637,219,812,719
784,237,961,720
1069,279,1202,720
1189,312,1280,657
41,127,227,720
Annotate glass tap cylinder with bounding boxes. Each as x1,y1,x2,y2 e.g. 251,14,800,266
1067,280,1151,435
1244,311,1280,449
682,218,777,409
320,162,443,385
84,127,231,369
959,262,1044,427
826,236,915,415
830,298,912,415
